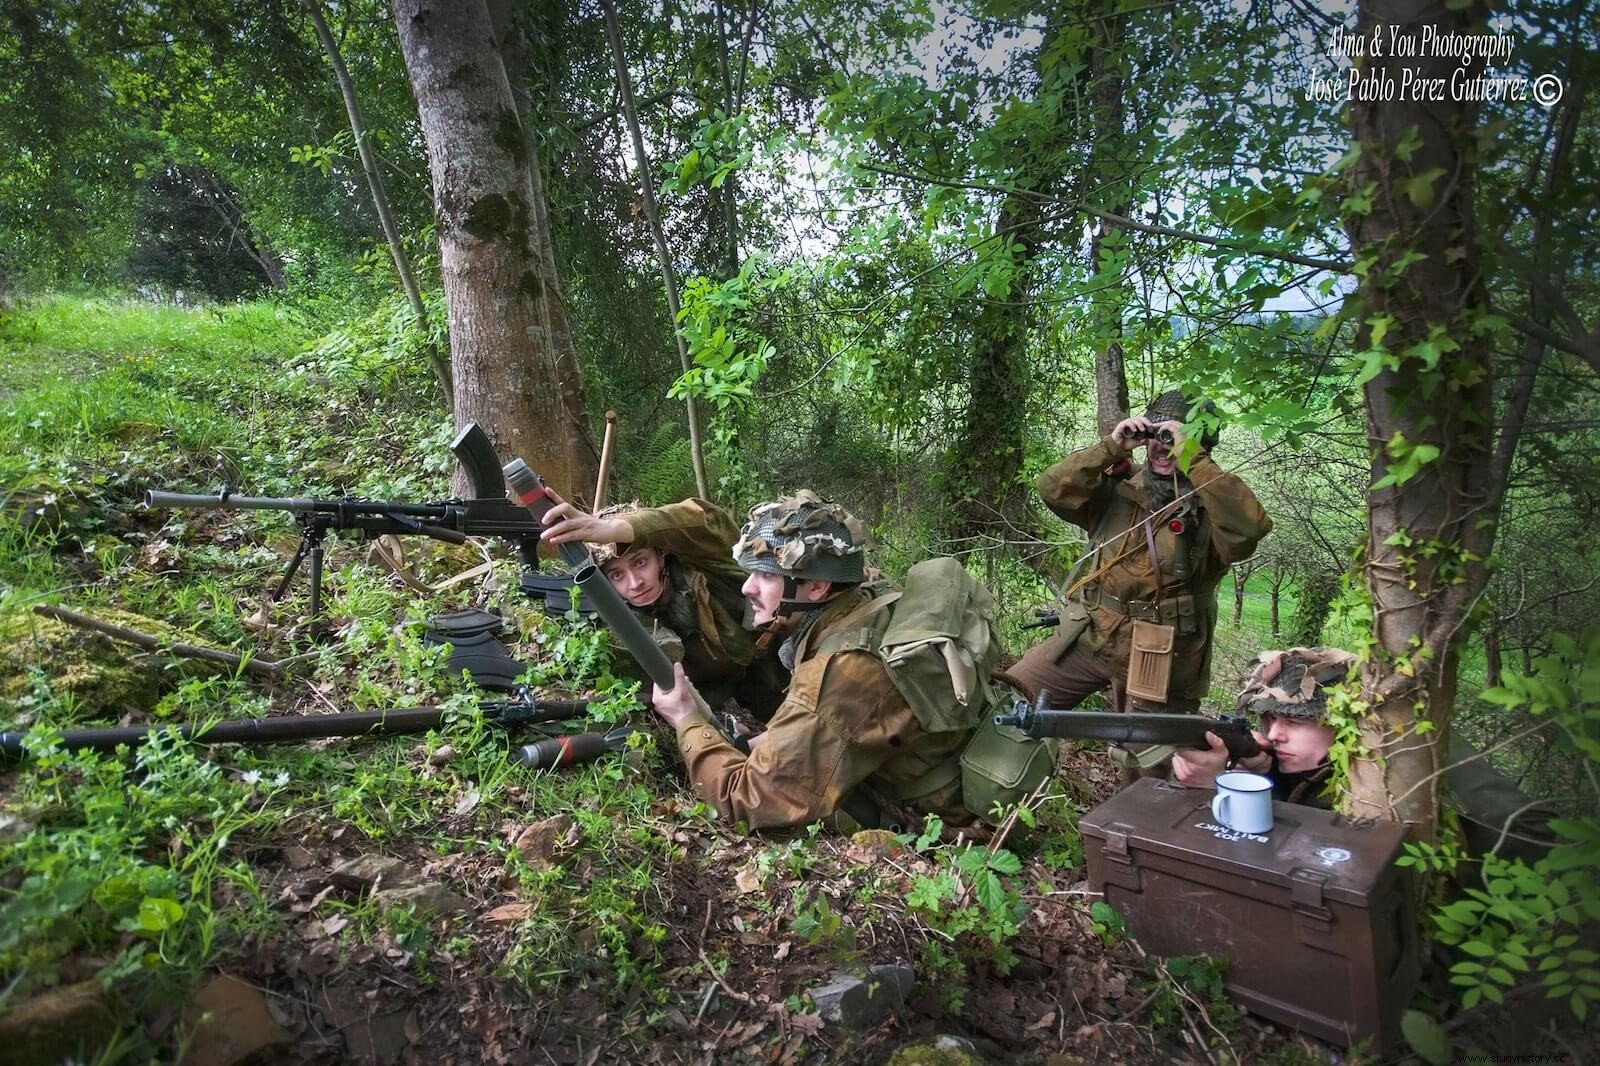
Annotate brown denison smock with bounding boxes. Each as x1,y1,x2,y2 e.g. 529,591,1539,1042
620,498,787,719
1003,436,1272,714
671,587,973,830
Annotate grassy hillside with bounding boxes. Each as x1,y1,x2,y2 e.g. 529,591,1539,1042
1,296,1319,1065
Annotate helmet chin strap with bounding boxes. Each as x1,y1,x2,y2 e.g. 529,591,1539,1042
771,577,815,620
763,576,837,626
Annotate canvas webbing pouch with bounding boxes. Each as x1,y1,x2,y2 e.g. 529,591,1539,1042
960,714,1060,824
1125,618,1176,705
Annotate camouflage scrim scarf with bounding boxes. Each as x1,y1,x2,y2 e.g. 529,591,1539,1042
1141,463,1189,513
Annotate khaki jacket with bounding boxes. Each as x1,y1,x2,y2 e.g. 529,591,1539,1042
622,498,786,717
672,587,972,830
1038,437,1272,704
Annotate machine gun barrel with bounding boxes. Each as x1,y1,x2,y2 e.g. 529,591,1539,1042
144,491,454,522
994,704,1261,762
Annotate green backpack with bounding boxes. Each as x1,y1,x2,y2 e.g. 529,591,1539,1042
809,557,1059,825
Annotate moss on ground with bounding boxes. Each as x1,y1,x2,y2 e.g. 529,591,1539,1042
0,608,171,720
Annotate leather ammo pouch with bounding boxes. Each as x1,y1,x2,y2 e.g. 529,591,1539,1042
1124,618,1175,705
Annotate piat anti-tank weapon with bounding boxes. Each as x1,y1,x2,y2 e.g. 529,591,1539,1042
0,690,629,770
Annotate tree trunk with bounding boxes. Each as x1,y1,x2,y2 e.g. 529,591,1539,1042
307,0,451,403
707,0,757,280
244,225,287,291
1094,330,1130,438
391,0,598,501
1269,580,1280,640
1087,6,1130,436
1233,568,1246,626
488,0,601,492
1345,0,1496,839
953,197,1036,540
600,0,710,499
1290,569,1338,647
1483,624,1501,688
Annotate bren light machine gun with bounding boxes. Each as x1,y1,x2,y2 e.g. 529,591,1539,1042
144,424,592,631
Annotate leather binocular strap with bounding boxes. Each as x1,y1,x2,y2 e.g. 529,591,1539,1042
1143,516,1162,603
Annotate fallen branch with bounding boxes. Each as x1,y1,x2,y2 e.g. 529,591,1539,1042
33,604,299,681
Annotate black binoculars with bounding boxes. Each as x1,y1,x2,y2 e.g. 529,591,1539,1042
1129,426,1175,445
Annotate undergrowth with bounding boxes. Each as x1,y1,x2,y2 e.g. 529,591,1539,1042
0,294,1322,1063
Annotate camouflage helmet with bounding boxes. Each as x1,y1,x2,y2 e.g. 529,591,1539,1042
586,501,644,566
1144,389,1221,450
1235,647,1357,723
733,490,869,584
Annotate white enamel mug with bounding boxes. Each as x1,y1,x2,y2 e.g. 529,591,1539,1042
1211,771,1274,834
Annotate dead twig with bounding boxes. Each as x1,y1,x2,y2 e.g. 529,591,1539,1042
34,603,296,680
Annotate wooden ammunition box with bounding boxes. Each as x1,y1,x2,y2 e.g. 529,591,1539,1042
1079,780,1418,1053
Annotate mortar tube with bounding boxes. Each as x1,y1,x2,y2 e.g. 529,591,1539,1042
569,562,676,691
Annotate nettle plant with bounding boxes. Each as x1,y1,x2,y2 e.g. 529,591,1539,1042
902,815,1027,958
1399,630,1600,1025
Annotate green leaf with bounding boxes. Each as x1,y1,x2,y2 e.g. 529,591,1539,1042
1404,168,1445,210
952,847,988,877
134,896,184,933
973,869,1005,912
987,850,1022,875
1401,1009,1453,1066
905,875,948,912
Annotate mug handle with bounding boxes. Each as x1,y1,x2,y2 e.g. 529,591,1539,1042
1211,791,1230,827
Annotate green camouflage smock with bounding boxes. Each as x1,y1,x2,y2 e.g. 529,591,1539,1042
1006,437,1272,711
620,498,787,719
671,586,973,830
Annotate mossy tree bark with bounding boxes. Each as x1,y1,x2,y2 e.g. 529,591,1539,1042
1344,0,1496,838
391,0,598,501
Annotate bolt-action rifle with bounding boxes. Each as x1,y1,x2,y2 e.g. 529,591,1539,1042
995,693,1262,763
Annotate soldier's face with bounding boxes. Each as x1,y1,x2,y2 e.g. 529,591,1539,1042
1265,716,1335,773
1147,433,1177,477
741,571,830,626
602,547,667,607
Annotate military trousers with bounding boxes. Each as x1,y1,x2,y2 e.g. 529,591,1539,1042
999,626,1202,716
998,625,1199,787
